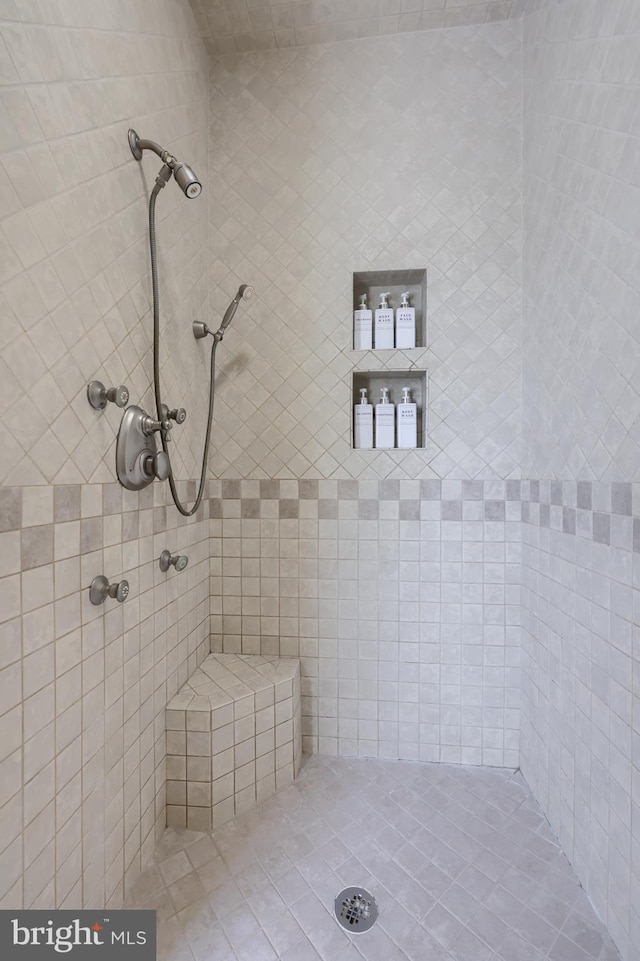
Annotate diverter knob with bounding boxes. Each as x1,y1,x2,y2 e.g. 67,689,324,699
144,450,170,481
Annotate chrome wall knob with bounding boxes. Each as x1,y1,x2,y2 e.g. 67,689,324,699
87,380,130,410
168,408,187,424
159,550,189,573
144,450,170,481
90,575,130,605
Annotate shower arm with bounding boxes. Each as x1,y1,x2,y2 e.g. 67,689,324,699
129,130,178,169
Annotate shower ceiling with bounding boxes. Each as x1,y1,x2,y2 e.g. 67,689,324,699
189,0,524,53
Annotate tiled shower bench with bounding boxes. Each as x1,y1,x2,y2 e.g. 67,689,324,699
165,653,302,830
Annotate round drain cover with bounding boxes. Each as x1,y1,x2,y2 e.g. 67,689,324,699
334,887,378,933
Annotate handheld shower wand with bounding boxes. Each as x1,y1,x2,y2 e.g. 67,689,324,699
193,285,255,342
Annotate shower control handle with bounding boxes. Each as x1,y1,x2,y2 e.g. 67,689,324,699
160,404,186,428
87,381,130,410
141,415,172,439
89,575,129,605
143,450,170,482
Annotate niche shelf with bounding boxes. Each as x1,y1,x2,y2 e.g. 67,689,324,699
352,369,428,450
352,268,427,351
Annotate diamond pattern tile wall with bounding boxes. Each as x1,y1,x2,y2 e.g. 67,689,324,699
0,2,210,488
522,0,640,482
207,22,522,480
190,0,524,53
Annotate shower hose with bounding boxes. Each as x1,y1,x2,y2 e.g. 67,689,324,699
149,178,216,517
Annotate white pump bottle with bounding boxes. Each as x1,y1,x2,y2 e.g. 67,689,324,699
375,387,395,448
353,293,372,350
354,387,374,449
374,292,394,349
395,291,416,348
397,387,417,448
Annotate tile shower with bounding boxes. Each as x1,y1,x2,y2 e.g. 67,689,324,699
0,3,638,961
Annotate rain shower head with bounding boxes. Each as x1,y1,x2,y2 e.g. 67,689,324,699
128,129,202,198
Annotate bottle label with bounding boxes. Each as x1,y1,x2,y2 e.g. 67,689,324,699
396,309,414,327
355,407,372,421
376,407,394,424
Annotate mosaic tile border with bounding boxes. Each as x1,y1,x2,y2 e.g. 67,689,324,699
521,480,640,552
209,478,524,517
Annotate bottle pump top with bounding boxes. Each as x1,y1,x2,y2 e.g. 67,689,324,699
359,294,367,308
379,292,390,308
359,388,369,404
380,387,390,403
402,387,411,403
400,291,410,307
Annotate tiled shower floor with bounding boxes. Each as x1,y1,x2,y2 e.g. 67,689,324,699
130,756,621,961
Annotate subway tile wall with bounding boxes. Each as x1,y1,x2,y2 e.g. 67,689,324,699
521,3,640,961
206,22,522,480
0,0,212,911
210,478,522,768
191,0,524,53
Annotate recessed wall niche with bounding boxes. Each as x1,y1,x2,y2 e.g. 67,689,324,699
352,269,427,351
352,369,428,450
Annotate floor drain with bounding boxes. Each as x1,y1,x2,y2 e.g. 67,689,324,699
334,887,378,933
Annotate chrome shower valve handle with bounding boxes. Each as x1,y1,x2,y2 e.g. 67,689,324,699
141,413,172,442
159,404,187,431
89,575,129,605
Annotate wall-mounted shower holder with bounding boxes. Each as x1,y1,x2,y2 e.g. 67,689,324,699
87,380,129,410
89,575,129,605
116,405,171,491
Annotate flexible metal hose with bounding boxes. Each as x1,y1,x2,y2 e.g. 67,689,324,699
149,183,216,517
